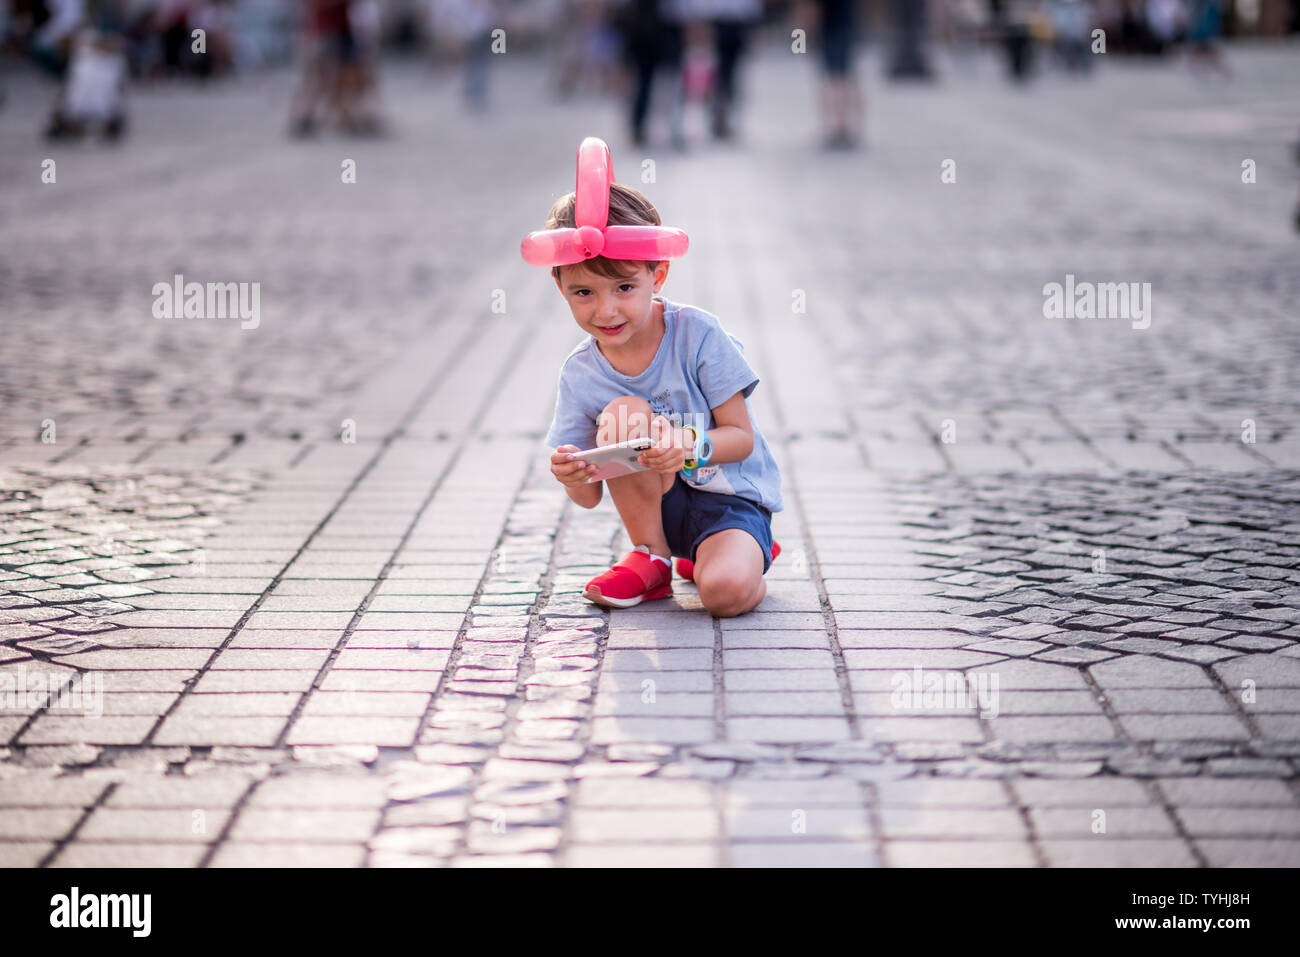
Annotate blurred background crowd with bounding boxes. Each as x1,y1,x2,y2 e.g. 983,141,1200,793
0,0,1296,144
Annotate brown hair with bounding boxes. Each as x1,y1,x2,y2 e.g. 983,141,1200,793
544,182,664,283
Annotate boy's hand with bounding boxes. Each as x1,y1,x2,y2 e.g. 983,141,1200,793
638,416,688,474
550,444,598,487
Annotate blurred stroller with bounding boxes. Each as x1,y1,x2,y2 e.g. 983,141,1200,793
45,26,129,140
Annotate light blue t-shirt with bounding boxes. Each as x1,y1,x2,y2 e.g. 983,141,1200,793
544,296,784,514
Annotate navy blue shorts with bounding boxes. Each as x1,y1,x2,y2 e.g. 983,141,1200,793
660,474,774,574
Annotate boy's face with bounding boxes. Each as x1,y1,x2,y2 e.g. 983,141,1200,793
554,260,670,348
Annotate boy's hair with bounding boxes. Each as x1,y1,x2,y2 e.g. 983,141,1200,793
544,183,663,283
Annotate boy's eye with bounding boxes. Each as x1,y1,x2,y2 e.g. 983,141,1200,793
618,284,634,292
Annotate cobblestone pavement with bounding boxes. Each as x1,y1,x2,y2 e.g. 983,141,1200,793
1,43,1298,867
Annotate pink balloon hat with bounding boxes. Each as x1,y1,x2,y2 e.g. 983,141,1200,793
521,137,690,268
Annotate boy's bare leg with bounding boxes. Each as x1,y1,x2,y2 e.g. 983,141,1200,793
597,395,677,560
693,528,766,617
606,469,675,560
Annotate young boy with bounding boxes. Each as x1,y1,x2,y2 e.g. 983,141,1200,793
525,139,782,617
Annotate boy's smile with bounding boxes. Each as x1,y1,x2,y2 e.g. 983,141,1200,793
556,261,670,358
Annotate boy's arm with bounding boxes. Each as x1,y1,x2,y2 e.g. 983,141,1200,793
552,444,604,509
566,477,603,509
680,390,753,465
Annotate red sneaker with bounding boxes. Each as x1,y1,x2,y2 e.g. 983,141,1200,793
675,540,781,583
584,546,673,608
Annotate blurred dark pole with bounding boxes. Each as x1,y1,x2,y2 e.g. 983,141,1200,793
887,0,933,79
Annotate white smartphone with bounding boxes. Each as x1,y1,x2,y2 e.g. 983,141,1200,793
569,437,653,483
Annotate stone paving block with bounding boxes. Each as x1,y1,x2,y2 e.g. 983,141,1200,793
873,779,1011,808
1040,840,1197,867
78,807,230,842
886,841,1037,867
0,776,110,807
299,691,431,717
592,693,714,718
724,649,836,670
249,774,390,808
320,670,443,692
1214,654,1300,688
19,716,157,746
569,808,718,843
724,778,864,807
989,690,1103,715
107,776,252,808
210,843,368,867
1089,657,1215,689
852,692,978,717
1011,778,1153,808
191,670,318,693
209,649,332,670
341,631,460,650
602,649,714,672
1195,840,1300,867
0,808,84,841
986,716,1119,744
859,716,987,743
724,692,844,716
574,778,714,807
1155,777,1298,807
729,841,879,867
589,717,716,745
286,716,420,746
0,842,53,867
726,807,871,840
1174,808,1300,837
722,631,832,650
564,844,720,867
724,670,840,692
229,807,382,842
605,629,714,650
92,692,180,716
1117,714,1251,741
1253,712,1300,738
967,661,1090,689
177,693,303,717
1030,807,1177,838
50,842,208,867
1104,688,1234,714
728,717,852,743
52,649,215,671
843,649,1004,670
153,715,287,746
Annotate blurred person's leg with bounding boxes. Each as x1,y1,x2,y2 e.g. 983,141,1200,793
660,21,684,149
627,41,657,144
288,36,328,134
710,18,745,139
465,34,490,110
819,0,859,148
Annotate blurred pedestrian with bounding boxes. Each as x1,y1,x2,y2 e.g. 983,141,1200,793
289,0,380,136
614,0,683,147
989,0,1035,81
1050,0,1092,71
428,0,497,112
1185,0,1227,75
45,0,131,140
701,0,760,140
553,0,621,98
797,0,862,149
29,0,85,75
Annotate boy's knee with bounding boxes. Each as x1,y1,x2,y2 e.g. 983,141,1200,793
698,572,758,619
597,395,654,446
